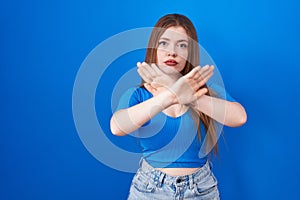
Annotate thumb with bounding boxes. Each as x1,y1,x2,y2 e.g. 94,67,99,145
151,82,163,88
195,88,208,99
144,83,156,93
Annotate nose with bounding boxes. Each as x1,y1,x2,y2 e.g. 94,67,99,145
167,46,177,57
167,51,177,57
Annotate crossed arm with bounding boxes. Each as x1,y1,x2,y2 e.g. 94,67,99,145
139,62,247,127
110,62,247,136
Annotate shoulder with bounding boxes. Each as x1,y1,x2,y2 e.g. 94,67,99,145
119,87,153,107
132,87,153,101
115,87,152,110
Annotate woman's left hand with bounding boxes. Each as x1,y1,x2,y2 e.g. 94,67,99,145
137,62,181,90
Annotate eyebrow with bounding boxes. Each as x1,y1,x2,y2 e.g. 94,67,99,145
159,37,188,43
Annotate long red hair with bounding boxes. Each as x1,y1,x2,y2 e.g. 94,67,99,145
142,14,219,155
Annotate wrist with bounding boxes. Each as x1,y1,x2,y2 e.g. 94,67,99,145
188,95,206,108
158,90,178,108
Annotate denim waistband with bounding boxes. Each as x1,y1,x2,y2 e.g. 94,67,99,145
138,158,212,190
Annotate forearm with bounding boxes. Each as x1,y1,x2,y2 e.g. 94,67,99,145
110,91,176,136
191,95,247,127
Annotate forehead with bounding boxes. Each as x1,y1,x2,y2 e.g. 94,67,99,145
160,26,188,41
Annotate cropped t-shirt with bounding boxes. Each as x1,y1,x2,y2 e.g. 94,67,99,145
116,85,235,168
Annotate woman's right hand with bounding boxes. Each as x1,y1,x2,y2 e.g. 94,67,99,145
144,65,214,105
168,65,214,105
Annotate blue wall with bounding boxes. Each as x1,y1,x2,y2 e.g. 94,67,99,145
1,0,299,199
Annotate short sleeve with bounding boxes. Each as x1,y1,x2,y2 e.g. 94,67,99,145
208,83,236,102
115,87,152,127
115,87,141,111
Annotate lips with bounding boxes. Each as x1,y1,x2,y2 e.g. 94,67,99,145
164,59,178,66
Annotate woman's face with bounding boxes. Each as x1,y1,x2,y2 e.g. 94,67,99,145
156,26,189,73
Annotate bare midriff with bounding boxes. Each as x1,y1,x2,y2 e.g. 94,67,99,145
155,167,200,176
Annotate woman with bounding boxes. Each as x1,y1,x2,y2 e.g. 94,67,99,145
110,14,247,200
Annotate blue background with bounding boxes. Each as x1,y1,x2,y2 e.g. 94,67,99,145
1,0,300,199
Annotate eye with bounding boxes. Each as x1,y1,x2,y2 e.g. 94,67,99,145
178,43,188,49
158,41,167,46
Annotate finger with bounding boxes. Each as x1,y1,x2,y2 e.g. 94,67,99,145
195,87,208,99
199,65,214,80
194,65,214,82
198,65,212,76
158,64,180,75
192,65,210,80
155,64,182,82
137,62,142,67
142,62,157,77
137,68,152,83
139,62,159,82
184,66,201,79
185,66,214,91
199,66,214,81
189,70,213,91
150,63,164,74
199,65,212,73
195,70,214,89
144,83,156,93
151,81,163,88
138,62,156,78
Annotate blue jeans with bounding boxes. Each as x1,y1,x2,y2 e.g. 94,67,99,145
127,158,220,200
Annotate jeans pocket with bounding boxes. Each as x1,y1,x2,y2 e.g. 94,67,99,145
193,173,219,197
132,172,156,193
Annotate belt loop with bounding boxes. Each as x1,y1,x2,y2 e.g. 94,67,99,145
208,160,213,170
139,157,143,167
157,172,166,187
188,174,194,190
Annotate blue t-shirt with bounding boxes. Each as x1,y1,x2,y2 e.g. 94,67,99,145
116,85,235,168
